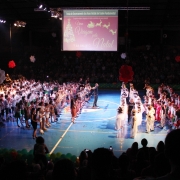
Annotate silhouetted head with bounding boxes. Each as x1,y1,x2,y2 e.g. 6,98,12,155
141,138,148,147
156,141,165,153
165,129,180,166
53,159,76,180
131,142,138,151
91,148,113,179
36,136,45,144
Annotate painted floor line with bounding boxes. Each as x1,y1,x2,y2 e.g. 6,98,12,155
59,117,116,121
49,129,168,135
49,122,73,155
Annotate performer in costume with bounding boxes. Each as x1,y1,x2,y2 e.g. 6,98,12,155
115,106,125,131
160,105,166,129
70,97,76,123
31,108,38,139
91,83,99,108
136,101,144,128
154,100,161,122
120,97,128,125
146,105,155,133
131,109,137,138
127,99,134,125
150,105,155,131
120,82,129,104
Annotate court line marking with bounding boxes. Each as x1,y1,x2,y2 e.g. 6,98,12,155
48,128,168,135
58,117,116,122
49,122,73,155
49,99,120,154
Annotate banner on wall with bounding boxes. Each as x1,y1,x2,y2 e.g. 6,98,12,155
62,9,118,51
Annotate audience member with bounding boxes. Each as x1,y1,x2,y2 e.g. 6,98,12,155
33,136,49,170
156,141,165,155
138,138,149,161
116,152,136,180
156,129,180,179
126,142,139,163
91,147,116,180
52,159,77,180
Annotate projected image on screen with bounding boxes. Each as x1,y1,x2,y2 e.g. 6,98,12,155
63,9,118,51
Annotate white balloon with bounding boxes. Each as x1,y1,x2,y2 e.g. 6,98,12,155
30,55,36,63
52,32,56,37
121,53,126,59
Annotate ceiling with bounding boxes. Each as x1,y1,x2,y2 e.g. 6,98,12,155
0,0,180,31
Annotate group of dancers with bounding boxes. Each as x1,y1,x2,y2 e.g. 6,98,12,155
116,82,180,138
2,75,180,139
0,77,94,138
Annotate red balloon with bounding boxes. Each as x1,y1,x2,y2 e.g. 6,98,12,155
175,56,180,62
8,60,16,68
76,51,82,58
119,65,134,83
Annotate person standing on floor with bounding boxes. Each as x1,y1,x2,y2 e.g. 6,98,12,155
160,104,166,129
91,83,99,108
31,108,38,139
33,136,49,170
146,105,155,133
128,99,134,125
115,106,125,131
70,96,76,123
131,109,138,138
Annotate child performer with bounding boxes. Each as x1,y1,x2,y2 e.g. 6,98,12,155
31,108,38,139
70,97,76,123
115,106,125,131
131,109,138,138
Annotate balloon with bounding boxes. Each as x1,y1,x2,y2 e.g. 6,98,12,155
121,53,126,59
175,56,180,62
119,65,134,83
30,55,36,63
76,51,82,58
28,149,34,155
60,154,66,159
8,60,16,68
56,152,61,158
52,32,56,37
50,153,56,161
21,149,28,155
66,153,72,159
71,155,77,162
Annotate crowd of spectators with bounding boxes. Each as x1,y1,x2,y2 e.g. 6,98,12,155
0,129,180,180
1,45,180,179
5,45,180,89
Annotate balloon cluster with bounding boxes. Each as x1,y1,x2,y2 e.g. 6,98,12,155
0,148,77,165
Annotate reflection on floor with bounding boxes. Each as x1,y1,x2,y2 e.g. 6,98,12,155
0,90,169,158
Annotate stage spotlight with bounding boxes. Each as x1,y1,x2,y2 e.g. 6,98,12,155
51,9,62,20
14,21,26,27
39,4,43,9
0,19,6,23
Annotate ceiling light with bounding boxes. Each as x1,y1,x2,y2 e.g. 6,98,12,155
39,4,43,9
51,10,62,20
14,21,26,27
0,19,6,23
